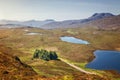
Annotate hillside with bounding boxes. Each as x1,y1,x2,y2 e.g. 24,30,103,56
0,44,38,80
84,15,120,30
0,44,108,80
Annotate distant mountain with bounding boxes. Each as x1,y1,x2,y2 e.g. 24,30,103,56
89,13,114,20
0,19,55,28
41,13,115,29
80,13,114,23
0,20,20,25
0,13,116,29
84,14,120,30
22,19,55,27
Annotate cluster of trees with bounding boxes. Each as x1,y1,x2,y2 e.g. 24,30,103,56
33,49,58,61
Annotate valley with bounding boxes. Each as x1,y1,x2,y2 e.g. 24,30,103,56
0,13,120,80
0,26,120,79
0,0,120,79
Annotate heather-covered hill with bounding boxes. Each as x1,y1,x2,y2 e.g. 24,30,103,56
85,15,120,30
0,44,38,80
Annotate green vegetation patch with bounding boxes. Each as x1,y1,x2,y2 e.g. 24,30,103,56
33,49,58,61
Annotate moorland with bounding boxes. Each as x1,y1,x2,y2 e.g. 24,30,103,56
0,13,120,80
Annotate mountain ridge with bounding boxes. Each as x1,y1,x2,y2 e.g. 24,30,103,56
41,13,116,29
0,13,118,29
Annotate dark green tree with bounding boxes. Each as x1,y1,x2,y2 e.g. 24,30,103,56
33,49,39,58
33,49,58,61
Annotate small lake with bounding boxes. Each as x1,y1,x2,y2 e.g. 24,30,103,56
60,36,89,44
86,50,120,72
25,32,42,35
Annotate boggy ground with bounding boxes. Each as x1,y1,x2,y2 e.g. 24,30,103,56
0,27,120,80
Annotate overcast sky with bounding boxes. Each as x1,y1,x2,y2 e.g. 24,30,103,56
0,0,120,21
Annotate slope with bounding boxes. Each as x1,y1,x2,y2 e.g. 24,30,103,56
85,15,120,30
0,44,38,80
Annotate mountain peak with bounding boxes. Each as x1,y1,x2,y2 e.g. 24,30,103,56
90,13,115,19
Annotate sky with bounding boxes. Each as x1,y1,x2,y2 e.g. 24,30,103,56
0,0,120,21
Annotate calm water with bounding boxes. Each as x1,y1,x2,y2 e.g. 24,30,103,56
86,50,120,72
60,36,89,44
25,32,42,35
